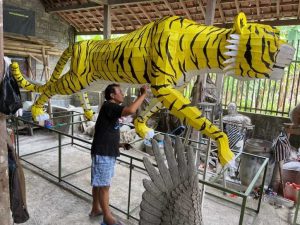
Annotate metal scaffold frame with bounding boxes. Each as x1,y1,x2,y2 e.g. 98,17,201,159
10,111,268,225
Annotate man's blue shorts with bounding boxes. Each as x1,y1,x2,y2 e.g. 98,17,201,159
91,155,116,187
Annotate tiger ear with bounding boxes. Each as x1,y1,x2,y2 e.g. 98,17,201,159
233,12,247,34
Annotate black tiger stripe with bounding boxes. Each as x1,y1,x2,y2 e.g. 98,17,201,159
217,41,225,68
206,27,220,36
273,65,284,69
169,17,182,29
155,31,164,59
261,36,271,69
166,35,177,76
178,103,192,111
128,52,140,83
239,63,244,77
169,99,177,111
113,44,121,62
156,93,170,98
178,60,186,82
151,84,170,91
179,34,184,51
203,39,211,69
200,122,206,131
244,36,269,77
151,60,174,77
215,135,224,141
142,56,151,83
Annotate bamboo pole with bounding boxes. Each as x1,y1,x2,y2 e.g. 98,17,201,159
0,0,11,224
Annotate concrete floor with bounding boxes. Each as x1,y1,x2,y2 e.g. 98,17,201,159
16,129,293,225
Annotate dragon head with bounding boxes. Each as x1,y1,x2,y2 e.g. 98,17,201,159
224,12,295,80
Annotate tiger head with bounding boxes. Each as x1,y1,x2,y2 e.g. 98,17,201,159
223,12,295,80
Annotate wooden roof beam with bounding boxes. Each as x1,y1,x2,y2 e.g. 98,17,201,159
234,0,240,13
197,0,206,20
80,12,100,31
46,2,101,13
88,0,108,4
59,12,82,31
150,2,163,18
179,0,192,20
298,0,300,19
108,0,158,6
163,0,176,15
88,10,106,29
125,5,143,25
217,0,225,22
138,3,152,22
117,6,136,30
110,10,126,30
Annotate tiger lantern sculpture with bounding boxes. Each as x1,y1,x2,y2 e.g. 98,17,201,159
11,13,295,166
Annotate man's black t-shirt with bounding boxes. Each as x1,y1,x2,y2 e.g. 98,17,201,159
91,101,124,157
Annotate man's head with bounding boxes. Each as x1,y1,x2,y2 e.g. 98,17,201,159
105,84,124,104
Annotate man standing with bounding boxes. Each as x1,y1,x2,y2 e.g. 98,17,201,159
90,84,148,225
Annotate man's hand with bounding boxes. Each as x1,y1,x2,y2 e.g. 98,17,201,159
140,85,149,96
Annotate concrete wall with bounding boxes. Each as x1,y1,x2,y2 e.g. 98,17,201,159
239,112,299,148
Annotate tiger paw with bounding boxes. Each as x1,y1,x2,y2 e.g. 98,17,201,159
133,119,154,139
84,109,95,121
31,105,49,121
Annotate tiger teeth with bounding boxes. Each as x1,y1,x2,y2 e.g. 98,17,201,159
223,58,236,64
230,34,240,40
227,39,239,45
224,64,235,71
224,51,238,56
225,45,238,50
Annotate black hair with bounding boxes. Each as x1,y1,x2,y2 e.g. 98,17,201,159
104,83,120,101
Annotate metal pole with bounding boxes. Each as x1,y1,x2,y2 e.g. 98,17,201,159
200,138,211,211
256,160,268,213
0,0,10,222
71,111,74,145
58,133,62,182
293,190,300,225
127,158,133,219
239,197,247,225
15,117,20,155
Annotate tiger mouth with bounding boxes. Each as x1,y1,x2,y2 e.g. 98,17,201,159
223,34,295,80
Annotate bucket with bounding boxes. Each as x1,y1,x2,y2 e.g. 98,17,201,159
239,139,274,187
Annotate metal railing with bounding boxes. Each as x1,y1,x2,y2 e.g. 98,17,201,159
222,40,300,117
10,112,269,225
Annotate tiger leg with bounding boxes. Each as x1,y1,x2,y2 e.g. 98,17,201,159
151,84,234,166
32,71,84,121
134,98,163,139
78,92,95,121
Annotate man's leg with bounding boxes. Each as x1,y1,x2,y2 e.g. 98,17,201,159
99,186,116,224
90,187,102,216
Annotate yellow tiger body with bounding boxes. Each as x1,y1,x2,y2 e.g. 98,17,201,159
11,13,295,166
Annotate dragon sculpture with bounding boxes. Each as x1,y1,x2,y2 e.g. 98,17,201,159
11,12,295,166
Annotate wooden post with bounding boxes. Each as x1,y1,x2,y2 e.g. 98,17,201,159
184,0,217,143
42,47,52,116
103,4,111,40
0,0,11,224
